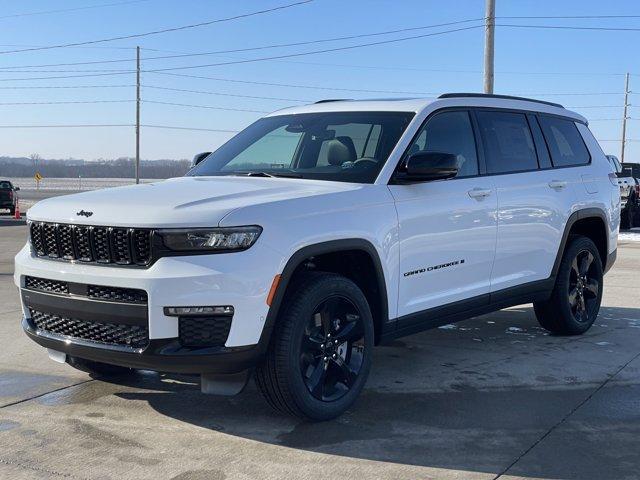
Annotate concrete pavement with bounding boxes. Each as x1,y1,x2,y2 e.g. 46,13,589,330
1,224,639,479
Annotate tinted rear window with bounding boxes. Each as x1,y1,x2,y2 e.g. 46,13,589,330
539,116,590,167
0,182,12,189
476,111,538,174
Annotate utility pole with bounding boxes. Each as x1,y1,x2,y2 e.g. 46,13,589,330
135,45,141,184
483,0,495,94
621,72,630,163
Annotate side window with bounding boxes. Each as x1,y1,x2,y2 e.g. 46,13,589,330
476,111,538,174
407,111,479,177
539,116,590,167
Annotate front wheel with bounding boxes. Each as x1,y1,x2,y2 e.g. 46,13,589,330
534,236,603,335
255,272,374,421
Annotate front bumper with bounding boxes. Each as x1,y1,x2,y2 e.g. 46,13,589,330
14,240,284,373
22,317,262,374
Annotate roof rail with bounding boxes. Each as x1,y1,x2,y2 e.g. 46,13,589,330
314,99,351,104
438,93,564,109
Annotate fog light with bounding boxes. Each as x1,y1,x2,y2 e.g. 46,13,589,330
164,306,234,316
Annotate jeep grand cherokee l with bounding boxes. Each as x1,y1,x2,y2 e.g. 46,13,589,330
15,93,619,420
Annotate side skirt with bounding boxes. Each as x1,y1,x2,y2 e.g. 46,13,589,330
379,278,555,344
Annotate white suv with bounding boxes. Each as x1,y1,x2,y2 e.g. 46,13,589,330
15,94,620,420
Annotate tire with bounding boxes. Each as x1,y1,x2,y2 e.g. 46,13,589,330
255,272,374,421
534,236,603,335
66,356,134,376
8,207,14,216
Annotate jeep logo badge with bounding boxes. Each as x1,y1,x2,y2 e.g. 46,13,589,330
76,210,93,217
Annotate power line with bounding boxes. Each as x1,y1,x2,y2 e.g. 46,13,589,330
0,18,482,70
498,14,640,19
0,0,152,20
150,71,437,95
139,25,484,73
0,124,133,128
0,72,133,82
0,84,135,90
142,124,239,133
498,23,640,32
143,100,269,113
0,100,133,106
143,84,311,102
0,1,313,55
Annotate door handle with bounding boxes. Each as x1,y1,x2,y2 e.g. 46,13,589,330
548,180,567,189
468,188,492,199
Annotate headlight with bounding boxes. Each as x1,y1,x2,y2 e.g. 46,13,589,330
158,226,262,252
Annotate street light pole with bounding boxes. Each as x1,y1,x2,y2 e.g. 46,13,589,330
483,0,496,94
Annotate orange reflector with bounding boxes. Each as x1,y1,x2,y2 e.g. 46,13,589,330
266,274,281,306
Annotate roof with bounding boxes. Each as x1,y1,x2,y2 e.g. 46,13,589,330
265,93,587,124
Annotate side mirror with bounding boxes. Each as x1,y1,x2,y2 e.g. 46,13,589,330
397,151,459,183
191,152,212,169
14,186,20,191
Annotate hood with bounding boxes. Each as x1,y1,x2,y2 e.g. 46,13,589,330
27,176,361,227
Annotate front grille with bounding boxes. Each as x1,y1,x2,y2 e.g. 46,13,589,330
87,285,148,304
30,309,149,349
29,222,153,266
24,276,148,305
179,316,232,348
25,276,69,294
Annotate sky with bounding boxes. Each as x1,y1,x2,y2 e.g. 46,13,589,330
0,0,638,162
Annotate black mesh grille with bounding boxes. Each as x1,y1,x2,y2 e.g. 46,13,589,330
87,285,148,304
25,276,69,294
75,226,93,262
58,224,75,260
93,227,111,263
30,222,45,255
179,316,232,348
132,230,152,265
42,223,59,258
31,309,149,349
111,228,132,264
29,222,152,267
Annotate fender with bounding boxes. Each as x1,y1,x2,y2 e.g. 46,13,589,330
551,207,610,278
256,239,389,352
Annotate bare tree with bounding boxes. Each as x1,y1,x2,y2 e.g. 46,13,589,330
29,153,42,169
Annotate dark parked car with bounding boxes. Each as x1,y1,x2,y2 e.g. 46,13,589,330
0,180,19,215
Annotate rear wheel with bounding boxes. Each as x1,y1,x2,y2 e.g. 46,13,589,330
255,272,374,421
66,356,134,376
8,207,14,216
534,236,603,335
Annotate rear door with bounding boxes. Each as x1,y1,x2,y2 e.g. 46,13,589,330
389,110,497,319
475,110,577,292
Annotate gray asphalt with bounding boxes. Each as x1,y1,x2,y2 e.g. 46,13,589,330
1,224,639,480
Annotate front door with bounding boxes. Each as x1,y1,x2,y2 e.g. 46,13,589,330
388,110,498,320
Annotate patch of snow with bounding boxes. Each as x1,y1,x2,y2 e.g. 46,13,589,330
438,324,457,330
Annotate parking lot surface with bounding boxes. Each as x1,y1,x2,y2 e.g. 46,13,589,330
1,224,639,480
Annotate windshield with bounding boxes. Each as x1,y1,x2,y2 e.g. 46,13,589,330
188,111,414,183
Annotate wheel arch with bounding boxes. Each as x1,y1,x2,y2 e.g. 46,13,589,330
260,239,389,349
552,208,610,277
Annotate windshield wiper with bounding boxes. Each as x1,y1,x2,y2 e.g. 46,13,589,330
231,171,302,178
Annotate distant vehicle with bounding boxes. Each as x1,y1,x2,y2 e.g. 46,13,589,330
607,156,640,229
0,180,19,215
16,94,620,420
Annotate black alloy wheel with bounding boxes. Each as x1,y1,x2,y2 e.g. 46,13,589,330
569,249,600,324
300,296,365,402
